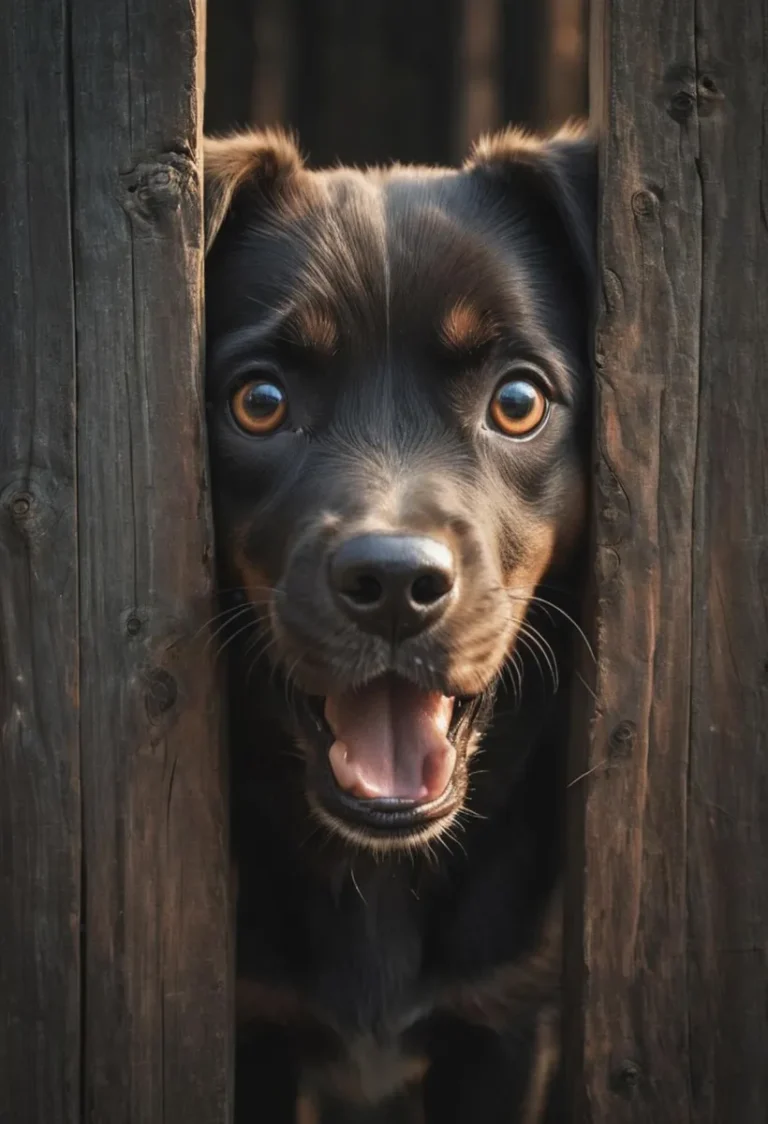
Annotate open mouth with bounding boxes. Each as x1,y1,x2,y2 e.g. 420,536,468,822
297,675,483,840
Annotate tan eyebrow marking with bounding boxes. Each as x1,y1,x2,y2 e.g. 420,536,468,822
288,305,339,356
439,299,498,354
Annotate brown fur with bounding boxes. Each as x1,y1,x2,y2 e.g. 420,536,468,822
204,128,305,250
439,299,499,355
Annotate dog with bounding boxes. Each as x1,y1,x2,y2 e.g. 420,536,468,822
204,123,595,1123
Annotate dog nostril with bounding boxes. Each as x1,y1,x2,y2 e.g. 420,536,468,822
410,569,453,606
330,534,456,637
343,573,384,606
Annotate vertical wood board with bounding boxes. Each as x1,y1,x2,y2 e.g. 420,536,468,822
568,0,768,1118
0,3,81,1122
69,0,231,1118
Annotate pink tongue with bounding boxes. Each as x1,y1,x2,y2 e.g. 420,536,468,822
325,679,455,803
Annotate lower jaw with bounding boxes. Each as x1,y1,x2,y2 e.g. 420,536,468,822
308,769,466,845
308,798,465,854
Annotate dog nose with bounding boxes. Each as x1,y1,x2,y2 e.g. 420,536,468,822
329,533,456,639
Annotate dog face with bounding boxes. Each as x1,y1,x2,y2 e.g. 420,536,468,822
205,127,595,852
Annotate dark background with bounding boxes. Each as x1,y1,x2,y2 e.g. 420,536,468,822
205,0,588,167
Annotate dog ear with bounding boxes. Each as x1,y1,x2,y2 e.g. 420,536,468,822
466,121,597,292
203,128,305,253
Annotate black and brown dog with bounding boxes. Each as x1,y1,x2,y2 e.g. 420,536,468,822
204,124,595,1123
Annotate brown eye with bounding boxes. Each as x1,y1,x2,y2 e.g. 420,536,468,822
231,380,287,435
489,376,549,438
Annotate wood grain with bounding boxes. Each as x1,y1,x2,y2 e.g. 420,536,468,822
687,1,768,1118
2,1,231,1115
69,0,232,1118
567,0,768,1119
0,4,81,1123
3,0,231,1119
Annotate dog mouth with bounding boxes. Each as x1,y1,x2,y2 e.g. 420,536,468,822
297,675,483,841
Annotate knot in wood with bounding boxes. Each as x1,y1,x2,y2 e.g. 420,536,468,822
144,668,178,721
610,1059,642,1097
663,63,698,122
10,491,32,519
632,189,659,221
665,67,724,123
669,88,696,121
609,720,636,759
697,74,725,117
121,152,196,232
2,472,68,542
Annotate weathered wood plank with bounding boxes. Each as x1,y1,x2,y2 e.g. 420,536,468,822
570,0,768,1118
0,4,81,1122
69,0,232,1120
566,0,703,1118
687,0,768,1118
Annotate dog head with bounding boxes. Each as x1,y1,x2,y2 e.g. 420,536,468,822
204,126,595,852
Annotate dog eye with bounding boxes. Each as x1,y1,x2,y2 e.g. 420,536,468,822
231,379,287,435
489,375,549,438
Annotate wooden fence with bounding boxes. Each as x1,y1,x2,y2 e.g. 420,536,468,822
0,0,765,1121
566,0,768,1119
0,0,231,1121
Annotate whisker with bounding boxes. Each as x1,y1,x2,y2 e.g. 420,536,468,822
509,650,524,707
244,624,277,659
568,757,611,788
514,593,595,665
498,659,520,707
519,622,559,693
350,867,367,907
297,820,324,851
456,804,487,823
217,616,260,660
441,826,468,860
246,635,281,687
203,603,256,654
574,668,599,703
186,599,252,646
515,632,546,688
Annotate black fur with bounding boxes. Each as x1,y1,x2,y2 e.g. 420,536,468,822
204,125,595,1124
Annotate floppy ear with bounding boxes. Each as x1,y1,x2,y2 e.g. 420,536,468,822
203,127,305,253
466,121,597,293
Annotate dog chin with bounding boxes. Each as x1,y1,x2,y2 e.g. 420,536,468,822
285,671,490,854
